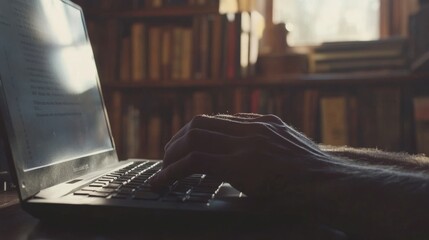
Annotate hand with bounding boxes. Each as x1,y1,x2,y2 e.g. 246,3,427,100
150,113,331,197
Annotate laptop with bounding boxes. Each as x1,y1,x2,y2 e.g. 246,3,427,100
0,0,269,222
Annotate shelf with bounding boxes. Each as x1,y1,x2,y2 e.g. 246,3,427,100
101,71,429,90
84,6,219,19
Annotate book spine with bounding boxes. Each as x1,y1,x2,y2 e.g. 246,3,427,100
413,97,429,155
131,23,147,81
320,96,349,146
119,36,131,82
181,28,193,80
148,26,162,81
161,27,172,80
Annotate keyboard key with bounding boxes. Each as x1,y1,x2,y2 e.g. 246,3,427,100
161,192,186,202
73,190,90,196
95,180,111,185
172,184,192,193
189,192,213,198
184,196,211,203
192,186,218,194
110,193,128,199
117,188,135,195
96,188,116,194
89,192,110,198
89,183,107,187
133,192,160,200
137,186,152,192
104,183,122,189
99,177,115,182
160,195,184,202
81,186,102,192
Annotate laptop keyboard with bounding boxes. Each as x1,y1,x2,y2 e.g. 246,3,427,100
73,161,223,204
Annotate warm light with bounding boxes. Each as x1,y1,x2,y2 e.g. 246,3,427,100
273,0,380,46
39,0,96,94
40,0,74,45
56,45,97,94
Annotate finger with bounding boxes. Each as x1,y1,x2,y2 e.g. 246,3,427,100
165,115,286,153
165,115,270,151
164,128,272,167
164,128,234,166
166,113,281,151
150,152,226,188
216,113,285,125
165,115,313,158
165,114,209,151
165,115,319,159
233,113,263,118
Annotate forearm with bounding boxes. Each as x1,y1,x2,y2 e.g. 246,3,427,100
283,152,429,238
320,145,429,170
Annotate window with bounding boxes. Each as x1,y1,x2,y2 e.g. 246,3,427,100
273,0,380,46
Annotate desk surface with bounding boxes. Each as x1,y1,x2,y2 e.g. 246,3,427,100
0,192,347,240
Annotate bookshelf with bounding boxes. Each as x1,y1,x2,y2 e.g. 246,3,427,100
75,0,429,160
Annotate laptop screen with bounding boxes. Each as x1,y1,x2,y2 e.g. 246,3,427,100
0,0,114,171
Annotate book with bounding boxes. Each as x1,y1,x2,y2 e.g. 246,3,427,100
232,88,245,114
171,103,183,136
313,49,404,62
161,27,172,80
210,14,223,80
171,27,183,80
374,88,402,151
193,91,213,115
98,20,120,83
147,113,162,159
193,15,209,80
119,36,131,81
181,28,193,80
315,58,407,73
320,96,349,146
312,38,408,73
148,26,162,81
414,97,429,155
131,23,147,81
358,88,402,151
125,105,141,158
250,89,260,113
314,38,407,53
302,90,319,140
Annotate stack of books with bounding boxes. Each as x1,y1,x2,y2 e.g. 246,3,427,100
311,38,409,73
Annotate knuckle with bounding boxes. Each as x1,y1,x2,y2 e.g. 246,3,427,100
257,114,283,124
184,128,204,148
189,115,206,129
266,114,283,123
253,122,271,134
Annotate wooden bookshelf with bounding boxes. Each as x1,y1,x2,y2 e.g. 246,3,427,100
85,7,219,19
79,1,429,160
102,71,429,89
